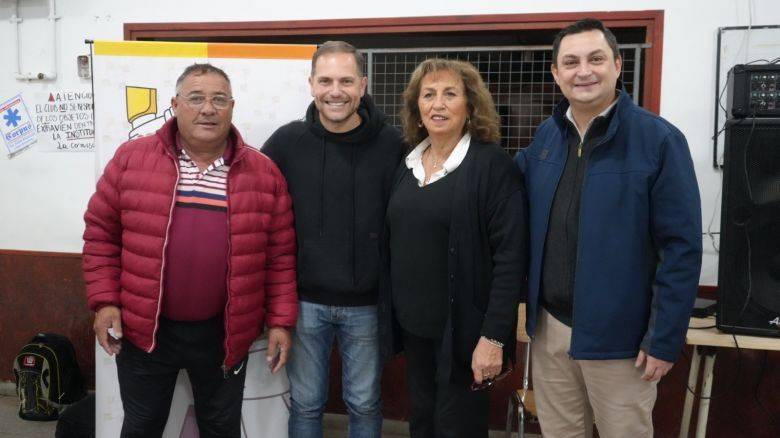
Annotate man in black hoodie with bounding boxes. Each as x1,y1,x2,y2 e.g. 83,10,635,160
262,41,403,438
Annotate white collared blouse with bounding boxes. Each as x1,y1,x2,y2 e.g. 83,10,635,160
405,133,471,187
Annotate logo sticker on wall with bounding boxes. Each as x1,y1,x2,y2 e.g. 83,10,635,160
0,94,37,157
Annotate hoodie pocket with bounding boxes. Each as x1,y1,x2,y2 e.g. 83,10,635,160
298,236,379,294
299,238,350,293
354,236,380,293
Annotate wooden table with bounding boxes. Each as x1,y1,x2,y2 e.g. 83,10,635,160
680,317,780,438
517,307,780,438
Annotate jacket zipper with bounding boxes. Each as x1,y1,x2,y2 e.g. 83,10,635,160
222,177,232,378
568,130,586,356
562,137,584,346
569,130,611,358
150,149,181,354
222,147,246,377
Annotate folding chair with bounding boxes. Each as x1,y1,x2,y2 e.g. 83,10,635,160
506,343,537,438
506,304,536,438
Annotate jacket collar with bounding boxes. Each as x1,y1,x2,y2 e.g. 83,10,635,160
552,87,634,147
155,117,249,163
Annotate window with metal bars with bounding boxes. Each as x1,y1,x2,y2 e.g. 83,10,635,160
366,45,646,155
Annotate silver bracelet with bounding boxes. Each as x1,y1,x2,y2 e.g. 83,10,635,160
482,336,504,349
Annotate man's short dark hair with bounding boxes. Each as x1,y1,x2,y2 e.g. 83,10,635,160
175,63,231,93
311,41,365,77
552,18,620,65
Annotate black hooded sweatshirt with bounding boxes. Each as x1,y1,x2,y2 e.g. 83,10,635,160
262,95,403,306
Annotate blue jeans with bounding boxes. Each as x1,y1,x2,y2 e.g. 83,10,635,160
287,301,382,438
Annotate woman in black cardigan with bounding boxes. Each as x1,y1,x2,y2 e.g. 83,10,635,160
379,58,528,438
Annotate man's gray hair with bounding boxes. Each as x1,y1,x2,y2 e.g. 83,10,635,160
311,41,365,77
175,63,231,94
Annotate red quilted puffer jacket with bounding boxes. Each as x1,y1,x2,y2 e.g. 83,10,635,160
82,118,297,369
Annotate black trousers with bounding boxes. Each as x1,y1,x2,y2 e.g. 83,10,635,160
402,330,489,438
115,316,247,438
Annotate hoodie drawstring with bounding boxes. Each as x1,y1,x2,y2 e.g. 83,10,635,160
319,138,326,237
351,144,357,285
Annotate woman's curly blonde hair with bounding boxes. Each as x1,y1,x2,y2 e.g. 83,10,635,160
400,58,501,146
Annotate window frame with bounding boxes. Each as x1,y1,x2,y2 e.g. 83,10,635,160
124,11,664,113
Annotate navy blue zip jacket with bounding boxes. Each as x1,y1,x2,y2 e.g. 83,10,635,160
515,90,702,362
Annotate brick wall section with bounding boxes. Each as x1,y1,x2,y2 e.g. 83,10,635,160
1,250,778,436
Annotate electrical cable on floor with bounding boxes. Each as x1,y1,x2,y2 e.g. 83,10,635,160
753,351,780,430
677,337,742,401
679,332,780,435
705,172,723,253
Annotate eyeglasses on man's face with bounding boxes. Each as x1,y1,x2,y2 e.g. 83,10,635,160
177,94,233,110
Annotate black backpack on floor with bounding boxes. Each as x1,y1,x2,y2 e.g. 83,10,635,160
12,333,87,421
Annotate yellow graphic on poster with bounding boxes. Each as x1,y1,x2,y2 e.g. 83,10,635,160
125,86,172,140
126,87,157,122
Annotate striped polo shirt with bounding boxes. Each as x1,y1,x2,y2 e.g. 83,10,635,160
161,136,234,321
176,150,229,211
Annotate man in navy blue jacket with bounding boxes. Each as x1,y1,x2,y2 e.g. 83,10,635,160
516,18,702,437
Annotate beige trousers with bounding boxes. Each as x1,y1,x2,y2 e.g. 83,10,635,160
531,309,657,438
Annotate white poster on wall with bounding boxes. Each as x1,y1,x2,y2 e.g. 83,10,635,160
91,40,315,177
91,40,316,438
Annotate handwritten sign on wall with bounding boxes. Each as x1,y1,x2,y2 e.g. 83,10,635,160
34,91,94,152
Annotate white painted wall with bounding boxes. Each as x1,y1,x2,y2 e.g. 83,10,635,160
1,0,778,285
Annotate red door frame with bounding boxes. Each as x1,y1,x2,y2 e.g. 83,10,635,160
124,10,664,113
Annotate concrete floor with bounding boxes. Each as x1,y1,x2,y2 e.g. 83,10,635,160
1,395,57,438
0,392,530,437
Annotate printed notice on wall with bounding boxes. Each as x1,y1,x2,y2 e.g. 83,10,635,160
1,94,37,157
34,91,95,152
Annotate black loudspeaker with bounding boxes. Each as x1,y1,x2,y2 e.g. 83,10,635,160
717,118,780,337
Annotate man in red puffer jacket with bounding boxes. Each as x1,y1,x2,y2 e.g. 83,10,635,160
82,63,297,438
